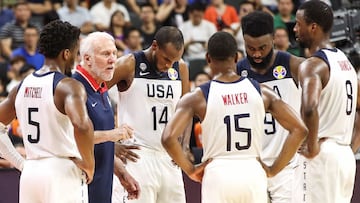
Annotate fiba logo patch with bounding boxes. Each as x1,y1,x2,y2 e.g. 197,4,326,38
273,66,287,79
241,70,248,77
139,63,147,71
167,67,178,80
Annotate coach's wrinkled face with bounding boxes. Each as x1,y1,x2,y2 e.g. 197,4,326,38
152,41,183,72
88,38,117,83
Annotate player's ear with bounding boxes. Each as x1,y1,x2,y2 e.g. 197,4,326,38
151,40,158,51
63,49,70,60
206,53,211,64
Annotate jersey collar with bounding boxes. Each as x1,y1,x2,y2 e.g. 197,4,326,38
76,65,108,94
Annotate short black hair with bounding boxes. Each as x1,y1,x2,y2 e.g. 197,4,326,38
38,20,80,58
124,26,140,40
140,2,155,11
208,31,237,61
298,0,333,33
154,26,184,51
242,11,274,37
189,2,206,12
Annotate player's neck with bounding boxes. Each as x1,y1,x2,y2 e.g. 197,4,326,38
40,60,64,74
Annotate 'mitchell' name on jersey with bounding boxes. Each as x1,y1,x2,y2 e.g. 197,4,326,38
117,52,182,151
24,87,42,98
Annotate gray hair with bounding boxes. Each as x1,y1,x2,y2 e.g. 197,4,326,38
79,32,115,59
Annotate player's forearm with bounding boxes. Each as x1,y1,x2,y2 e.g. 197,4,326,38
0,126,24,171
162,135,193,175
302,106,320,157
74,119,95,170
94,130,112,144
270,127,307,176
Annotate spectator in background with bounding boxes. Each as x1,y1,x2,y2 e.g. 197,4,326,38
273,27,290,51
27,0,53,27
0,2,40,60
126,0,158,15
0,3,14,30
204,0,238,30
108,10,129,53
6,56,26,93
139,3,160,49
90,0,130,31
123,27,143,55
273,0,295,29
231,0,255,54
11,25,44,70
179,3,216,61
57,0,94,35
273,0,301,56
156,0,189,27
249,0,273,15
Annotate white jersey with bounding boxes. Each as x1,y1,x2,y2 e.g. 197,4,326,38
237,51,301,165
315,48,358,144
15,72,81,160
200,78,265,161
117,52,182,151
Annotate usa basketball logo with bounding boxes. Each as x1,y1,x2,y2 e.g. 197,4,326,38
167,67,178,80
273,66,287,79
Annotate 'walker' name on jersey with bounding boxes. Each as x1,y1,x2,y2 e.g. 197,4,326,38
147,83,174,99
222,92,248,105
24,87,42,98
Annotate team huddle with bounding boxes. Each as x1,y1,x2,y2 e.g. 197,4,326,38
0,0,358,203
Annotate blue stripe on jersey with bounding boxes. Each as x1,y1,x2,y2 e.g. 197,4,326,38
236,51,293,83
248,78,262,95
53,72,66,95
312,48,337,69
133,51,181,80
199,80,211,102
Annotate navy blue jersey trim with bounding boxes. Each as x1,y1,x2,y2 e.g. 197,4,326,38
53,72,66,95
312,49,333,69
248,78,261,95
199,81,211,102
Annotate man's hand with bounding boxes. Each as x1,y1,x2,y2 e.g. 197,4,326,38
187,158,212,183
115,142,140,163
109,124,134,142
71,157,94,184
299,137,327,159
117,170,141,200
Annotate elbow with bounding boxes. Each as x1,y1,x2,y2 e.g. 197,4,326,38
301,104,318,119
73,117,93,135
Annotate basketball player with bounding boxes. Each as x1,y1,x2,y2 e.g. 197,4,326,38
294,0,359,202
73,31,139,202
0,20,95,203
236,11,305,203
161,31,307,203
106,26,190,203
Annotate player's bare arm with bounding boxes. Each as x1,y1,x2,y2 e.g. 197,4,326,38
93,124,134,144
0,84,25,171
0,84,19,124
114,156,140,199
289,55,305,84
55,77,95,184
298,58,329,158
261,84,307,177
106,54,136,90
162,88,211,183
351,80,360,153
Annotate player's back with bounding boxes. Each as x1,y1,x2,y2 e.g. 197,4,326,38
200,77,265,161
15,72,81,159
314,48,358,144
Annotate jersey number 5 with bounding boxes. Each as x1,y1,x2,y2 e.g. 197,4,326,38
224,113,251,151
28,107,40,143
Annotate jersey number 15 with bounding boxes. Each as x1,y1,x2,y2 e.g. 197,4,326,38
224,113,251,151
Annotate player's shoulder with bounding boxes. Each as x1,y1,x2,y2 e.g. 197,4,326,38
56,77,86,96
